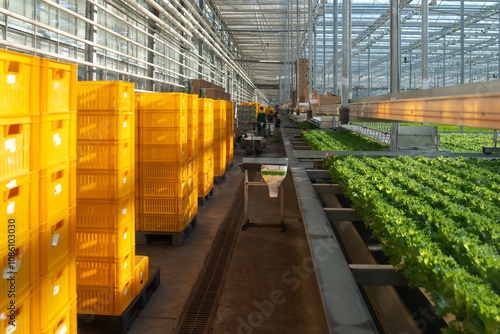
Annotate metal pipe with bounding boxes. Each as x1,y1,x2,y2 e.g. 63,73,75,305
341,0,352,107
460,0,465,85
323,2,326,92
295,0,300,108
421,0,429,89
390,0,400,94
333,0,339,95
368,47,371,95
443,36,446,87
309,0,313,100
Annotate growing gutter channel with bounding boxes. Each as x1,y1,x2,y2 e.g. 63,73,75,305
282,118,447,334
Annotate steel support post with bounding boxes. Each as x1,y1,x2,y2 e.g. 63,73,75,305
333,0,338,94
341,0,351,108
460,0,465,85
390,0,400,94
421,0,429,89
297,0,300,108
309,0,313,100
323,3,326,92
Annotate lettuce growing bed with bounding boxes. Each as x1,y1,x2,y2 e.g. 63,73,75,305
325,155,500,333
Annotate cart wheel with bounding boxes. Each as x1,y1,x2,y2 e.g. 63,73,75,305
242,224,248,231
280,225,286,232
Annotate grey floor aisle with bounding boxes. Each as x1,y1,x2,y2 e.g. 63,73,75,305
211,143,329,334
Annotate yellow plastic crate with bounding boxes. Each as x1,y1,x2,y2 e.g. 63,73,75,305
0,288,39,334
76,139,133,170
77,81,134,111
138,110,187,129
0,172,38,243
187,94,198,128
189,189,198,220
139,161,188,180
136,92,187,111
77,111,133,141
0,117,34,180
0,231,38,308
133,255,149,296
139,144,187,163
40,299,77,334
77,273,133,316
137,212,188,232
40,163,71,222
140,195,188,215
139,127,187,145
40,112,75,168
39,208,75,277
187,140,196,158
40,59,77,114
39,255,76,330
0,49,40,117
76,194,134,229
77,249,134,286
76,220,134,258
140,179,188,197
76,167,133,199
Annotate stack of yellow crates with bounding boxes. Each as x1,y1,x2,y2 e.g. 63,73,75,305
136,92,190,232
213,100,227,177
1,51,79,334
75,81,143,316
187,94,199,220
225,101,234,166
39,57,78,334
197,98,214,198
1,49,41,334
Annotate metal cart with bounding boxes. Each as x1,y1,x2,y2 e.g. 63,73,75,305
239,158,288,232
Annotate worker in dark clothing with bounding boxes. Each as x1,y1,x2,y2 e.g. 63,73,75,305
257,106,266,136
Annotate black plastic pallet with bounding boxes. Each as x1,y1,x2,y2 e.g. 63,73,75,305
135,214,198,246
197,187,214,207
77,265,161,334
225,161,234,172
214,172,226,184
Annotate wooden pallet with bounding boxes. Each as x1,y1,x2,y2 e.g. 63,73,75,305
135,214,198,246
77,265,161,334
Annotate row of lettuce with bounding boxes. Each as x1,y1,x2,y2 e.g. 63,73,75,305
299,128,500,332
302,127,495,153
325,155,500,333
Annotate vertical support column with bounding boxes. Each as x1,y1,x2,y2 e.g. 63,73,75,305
314,24,317,94
368,47,371,95
146,8,155,91
296,0,300,108
409,50,412,90
470,50,473,82
421,0,428,89
85,2,96,81
333,0,339,95
323,3,326,92
341,0,351,107
340,0,351,123
390,122,399,152
390,0,400,94
460,0,465,85
308,0,313,100
442,36,446,87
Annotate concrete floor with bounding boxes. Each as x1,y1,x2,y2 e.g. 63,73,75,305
80,138,329,334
